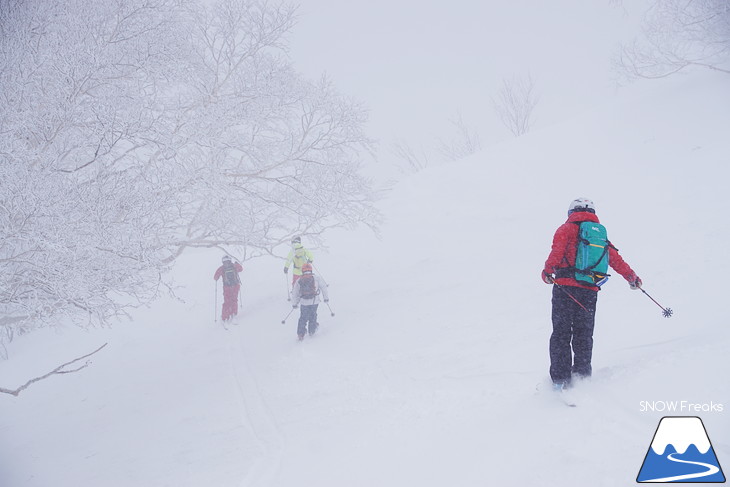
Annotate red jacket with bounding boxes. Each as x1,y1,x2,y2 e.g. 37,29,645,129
543,211,637,291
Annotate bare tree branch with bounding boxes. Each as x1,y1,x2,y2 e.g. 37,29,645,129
437,111,482,162
492,74,539,137
0,343,108,396
390,138,429,173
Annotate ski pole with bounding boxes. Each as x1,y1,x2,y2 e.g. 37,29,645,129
281,307,295,324
638,286,673,318
553,281,589,312
285,272,291,301
324,300,335,317
214,280,218,322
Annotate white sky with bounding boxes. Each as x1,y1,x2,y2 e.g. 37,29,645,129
287,0,644,154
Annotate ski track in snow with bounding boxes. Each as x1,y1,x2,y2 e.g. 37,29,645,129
224,325,284,487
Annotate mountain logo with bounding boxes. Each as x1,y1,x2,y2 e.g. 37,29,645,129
637,416,726,483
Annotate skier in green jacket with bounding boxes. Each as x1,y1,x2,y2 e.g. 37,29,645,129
284,236,314,286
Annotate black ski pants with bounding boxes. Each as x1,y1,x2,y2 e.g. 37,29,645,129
297,304,319,337
549,285,598,384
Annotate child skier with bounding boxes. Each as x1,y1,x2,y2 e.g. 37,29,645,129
291,263,329,340
214,255,243,322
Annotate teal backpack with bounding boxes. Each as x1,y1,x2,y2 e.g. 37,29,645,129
573,221,613,287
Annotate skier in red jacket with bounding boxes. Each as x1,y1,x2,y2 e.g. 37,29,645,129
214,255,243,322
542,198,642,391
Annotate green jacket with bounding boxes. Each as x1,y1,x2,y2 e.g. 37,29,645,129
285,244,314,276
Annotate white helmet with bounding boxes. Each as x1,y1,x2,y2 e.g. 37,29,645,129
568,197,595,215
222,255,232,263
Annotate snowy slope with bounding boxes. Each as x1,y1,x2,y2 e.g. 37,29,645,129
1,71,729,487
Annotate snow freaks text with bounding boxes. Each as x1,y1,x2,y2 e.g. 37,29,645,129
639,401,724,413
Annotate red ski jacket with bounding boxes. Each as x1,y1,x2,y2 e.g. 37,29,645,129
542,211,637,291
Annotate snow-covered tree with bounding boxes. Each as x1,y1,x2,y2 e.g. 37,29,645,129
0,0,190,336
614,0,730,79
0,0,376,340
164,0,378,261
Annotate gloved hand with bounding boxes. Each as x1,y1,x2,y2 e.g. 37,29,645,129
542,270,554,284
292,304,298,309
283,266,288,274
629,276,642,290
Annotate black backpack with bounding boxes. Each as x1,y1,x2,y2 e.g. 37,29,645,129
299,275,318,299
222,262,240,286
